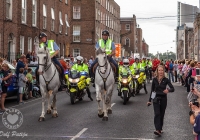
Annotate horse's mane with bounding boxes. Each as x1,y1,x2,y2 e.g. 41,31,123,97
96,48,105,55
38,47,49,54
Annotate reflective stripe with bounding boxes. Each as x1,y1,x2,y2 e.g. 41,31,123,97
40,40,55,56
98,39,112,55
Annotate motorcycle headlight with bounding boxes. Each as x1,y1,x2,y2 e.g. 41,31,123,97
69,78,80,83
122,78,128,84
135,75,139,78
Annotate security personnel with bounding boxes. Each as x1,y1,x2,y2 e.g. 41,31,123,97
146,57,153,79
90,30,119,82
71,56,93,101
130,57,141,74
37,32,66,86
140,56,147,71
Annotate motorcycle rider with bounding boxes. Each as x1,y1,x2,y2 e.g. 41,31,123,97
36,32,66,87
71,56,93,101
118,58,134,96
130,57,141,74
90,30,119,83
146,57,153,80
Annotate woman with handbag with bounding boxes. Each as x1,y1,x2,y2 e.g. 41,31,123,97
147,65,175,136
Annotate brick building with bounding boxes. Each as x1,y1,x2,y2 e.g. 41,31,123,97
0,0,70,62
142,39,149,57
120,15,137,57
136,28,143,57
69,0,120,59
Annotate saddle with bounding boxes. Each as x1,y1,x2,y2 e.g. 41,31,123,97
93,62,116,74
54,63,62,75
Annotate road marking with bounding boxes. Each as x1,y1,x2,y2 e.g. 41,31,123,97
81,137,155,140
70,128,88,140
111,103,115,107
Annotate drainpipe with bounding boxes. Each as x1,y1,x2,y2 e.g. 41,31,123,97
2,0,5,57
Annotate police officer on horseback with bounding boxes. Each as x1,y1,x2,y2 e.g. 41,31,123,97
90,30,119,83
36,32,66,87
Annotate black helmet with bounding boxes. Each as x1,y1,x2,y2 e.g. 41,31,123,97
39,32,47,39
102,30,109,36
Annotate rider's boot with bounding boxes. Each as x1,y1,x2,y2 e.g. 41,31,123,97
115,68,119,83
86,87,93,101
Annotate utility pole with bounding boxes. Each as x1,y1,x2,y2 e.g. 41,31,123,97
167,50,169,60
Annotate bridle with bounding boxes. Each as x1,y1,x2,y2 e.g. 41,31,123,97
97,52,112,91
38,48,52,72
97,52,108,74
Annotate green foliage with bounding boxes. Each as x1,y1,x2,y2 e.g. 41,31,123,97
148,51,176,61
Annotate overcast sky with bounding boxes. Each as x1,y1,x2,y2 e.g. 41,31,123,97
115,0,199,55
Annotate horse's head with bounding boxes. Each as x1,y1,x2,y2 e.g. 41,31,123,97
96,48,107,74
37,47,51,73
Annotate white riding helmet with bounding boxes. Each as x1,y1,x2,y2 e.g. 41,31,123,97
76,56,83,63
123,59,129,67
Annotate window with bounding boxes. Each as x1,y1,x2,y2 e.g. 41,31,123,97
51,8,55,31
126,24,130,30
28,37,32,52
65,14,70,34
43,4,47,29
6,0,12,19
125,38,130,47
32,0,37,26
73,25,81,42
73,49,80,57
65,0,68,4
22,0,27,23
20,36,24,54
73,6,81,19
59,11,63,33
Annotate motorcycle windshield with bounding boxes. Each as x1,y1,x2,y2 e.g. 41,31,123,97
80,71,88,76
121,72,129,78
69,70,80,79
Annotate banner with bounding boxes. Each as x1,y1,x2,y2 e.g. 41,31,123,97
115,43,121,58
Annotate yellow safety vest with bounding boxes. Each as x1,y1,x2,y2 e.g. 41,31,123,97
40,40,55,56
98,39,112,55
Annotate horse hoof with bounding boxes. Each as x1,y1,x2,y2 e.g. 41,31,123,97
46,110,51,114
52,113,58,118
102,117,108,121
108,109,112,114
38,117,45,122
98,113,104,118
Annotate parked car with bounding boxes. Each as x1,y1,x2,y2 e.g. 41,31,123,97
5,62,40,99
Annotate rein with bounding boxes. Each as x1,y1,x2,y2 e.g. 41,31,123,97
38,51,57,91
97,53,111,91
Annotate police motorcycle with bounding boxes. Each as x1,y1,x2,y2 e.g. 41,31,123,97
65,70,92,104
117,59,135,105
132,68,148,95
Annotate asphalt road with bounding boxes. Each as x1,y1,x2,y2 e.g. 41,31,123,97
0,82,194,140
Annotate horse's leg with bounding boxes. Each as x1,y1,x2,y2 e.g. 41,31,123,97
46,93,52,114
52,94,58,118
106,87,114,114
102,93,108,121
38,93,46,122
97,89,103,118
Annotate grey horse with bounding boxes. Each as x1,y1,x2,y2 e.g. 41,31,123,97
95,48,115,121
37,47,61,121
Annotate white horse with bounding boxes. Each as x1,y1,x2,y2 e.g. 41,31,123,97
37,47,61,121
95,48,115,121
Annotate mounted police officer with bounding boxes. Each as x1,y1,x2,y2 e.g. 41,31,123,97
90,30,119,83
71,56,93,101
36,32,66,87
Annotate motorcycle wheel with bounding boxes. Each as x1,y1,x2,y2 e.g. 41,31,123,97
70,92,76,104
123,90,128,105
